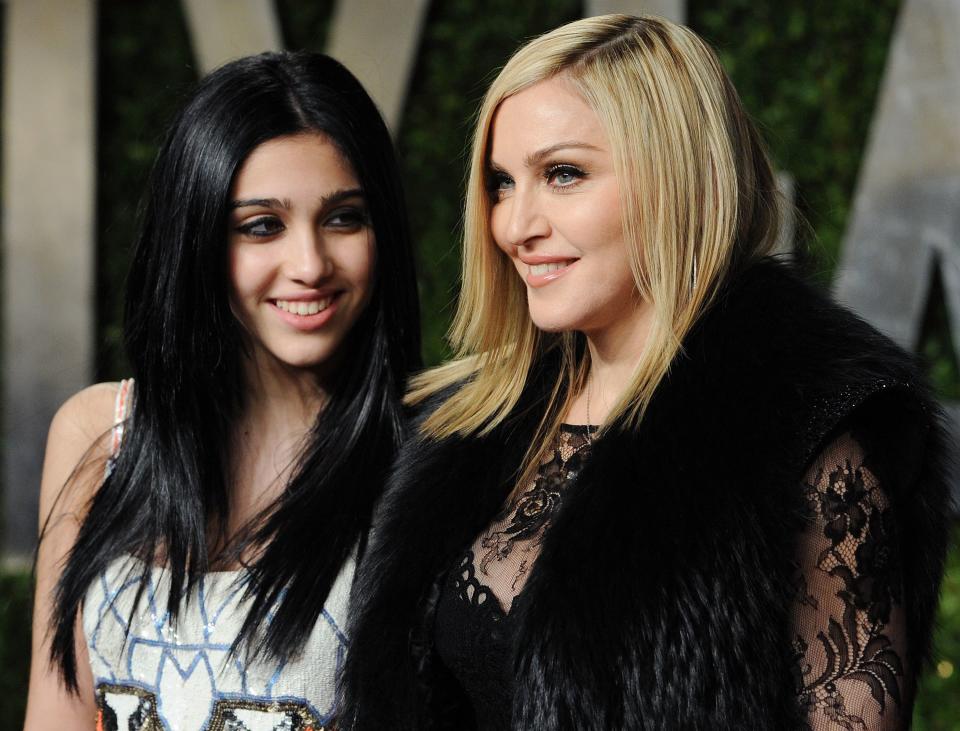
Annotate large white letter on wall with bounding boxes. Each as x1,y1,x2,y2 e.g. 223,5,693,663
585,0,685,24
834,0,960,507
835,0,960,350
2,0,97,560
181,0,281,74
326,0,430,134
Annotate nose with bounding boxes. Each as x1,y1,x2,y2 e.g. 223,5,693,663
499,186,550,250
285,226,333,285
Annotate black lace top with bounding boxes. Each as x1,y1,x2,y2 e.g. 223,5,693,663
432,426,909,730
434,425,594,730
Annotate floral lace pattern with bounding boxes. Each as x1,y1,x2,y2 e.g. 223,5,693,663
792,432,907,730
474,425,593,611
435,427,907,729
433,425,592,731
449,552,505,625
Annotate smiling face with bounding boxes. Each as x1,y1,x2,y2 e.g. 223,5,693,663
227,132,375,377
487,76,646,338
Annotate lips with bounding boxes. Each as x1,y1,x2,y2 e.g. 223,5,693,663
529,260,576,276
269,292,342,330
274,296,334,316
523,258,578,288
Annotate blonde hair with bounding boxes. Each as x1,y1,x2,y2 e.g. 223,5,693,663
410,14,780,483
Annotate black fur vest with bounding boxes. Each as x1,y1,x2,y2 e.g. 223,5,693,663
342,260,952,730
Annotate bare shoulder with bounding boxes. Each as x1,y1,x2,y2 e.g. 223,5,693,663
49,381,121,446
40,381,124,525
25,383,120,728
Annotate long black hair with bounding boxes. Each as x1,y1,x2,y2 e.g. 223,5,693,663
50,51,421,688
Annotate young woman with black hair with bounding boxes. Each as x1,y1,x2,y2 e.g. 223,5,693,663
25,51,420,729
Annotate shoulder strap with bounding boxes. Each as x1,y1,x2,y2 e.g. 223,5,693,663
109,378,134,458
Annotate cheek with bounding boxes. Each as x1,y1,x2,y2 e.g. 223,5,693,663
590,239,634,300
344,233,377,303
227,244,253,301
607,256,637,306
488,206,524,277
585,188,630,283
489,204,512,256
225,246,254,330
229,242,281,294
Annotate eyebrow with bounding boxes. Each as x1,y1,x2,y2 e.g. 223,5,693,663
523,141,603,167
229,187,365,210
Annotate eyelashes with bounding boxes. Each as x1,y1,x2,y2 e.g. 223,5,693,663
486,171,514,198
325,207,371,229
486,163,588,201
236,216,284,238
545,163,586,188
233,207,370,239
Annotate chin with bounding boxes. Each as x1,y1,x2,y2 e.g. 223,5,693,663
265,343,339,371
527,309,581,334
292,347,340,369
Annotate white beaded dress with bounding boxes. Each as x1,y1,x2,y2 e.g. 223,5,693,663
82,380,352,731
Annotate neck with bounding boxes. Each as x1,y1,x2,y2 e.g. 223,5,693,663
233,348,329,479
220,352,329,545
246,364,325,430
579,298,654,425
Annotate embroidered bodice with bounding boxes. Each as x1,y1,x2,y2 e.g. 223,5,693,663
433,426,909,730
82,379,351,730
83,555,352,730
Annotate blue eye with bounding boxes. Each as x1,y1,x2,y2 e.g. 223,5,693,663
236,216,284,238
546,164,584,187
487,171,514,200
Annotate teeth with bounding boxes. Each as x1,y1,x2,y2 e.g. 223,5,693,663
530,261,572,276
275,297,333,316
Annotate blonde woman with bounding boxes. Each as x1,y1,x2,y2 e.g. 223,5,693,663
341,15,950,730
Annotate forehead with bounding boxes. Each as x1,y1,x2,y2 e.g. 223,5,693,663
232,133,358,192
488,77,608,162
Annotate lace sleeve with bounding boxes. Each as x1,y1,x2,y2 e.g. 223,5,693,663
791,432,910,730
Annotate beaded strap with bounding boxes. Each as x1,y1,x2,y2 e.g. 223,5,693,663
109,378,134,459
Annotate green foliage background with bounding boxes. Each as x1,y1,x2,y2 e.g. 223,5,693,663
2,0,957,727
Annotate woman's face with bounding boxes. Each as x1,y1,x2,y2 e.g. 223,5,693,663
488,76,641,337
227,132,375,374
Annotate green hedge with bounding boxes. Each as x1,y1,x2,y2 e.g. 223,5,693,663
4,1,958,728
688,0,960,399
0,571,31,728
690,0,900,273
392,0,583,363
914,532,960,730
96,0,197,380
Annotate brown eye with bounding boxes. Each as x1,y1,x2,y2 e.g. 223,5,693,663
236,216,284,238
326,207,369,230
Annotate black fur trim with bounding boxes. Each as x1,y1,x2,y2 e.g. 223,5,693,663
341,260,953,730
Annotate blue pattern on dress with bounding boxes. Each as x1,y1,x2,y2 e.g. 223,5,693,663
84,556,352,729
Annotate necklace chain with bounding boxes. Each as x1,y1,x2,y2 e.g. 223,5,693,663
585,373,593,444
